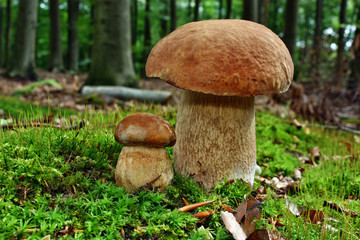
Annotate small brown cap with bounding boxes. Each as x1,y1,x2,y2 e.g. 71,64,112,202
146,19,293,96
114,113,176,147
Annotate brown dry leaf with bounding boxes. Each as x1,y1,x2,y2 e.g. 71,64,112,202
308,146,320,161
222,196,264,239
301,209,325,224
192,209,215,218
234,199,247,223
222,205,237,214
237,196,263,236
323,200,358,217
246,229,286,240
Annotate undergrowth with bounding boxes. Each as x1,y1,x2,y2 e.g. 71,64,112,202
0,96,359,239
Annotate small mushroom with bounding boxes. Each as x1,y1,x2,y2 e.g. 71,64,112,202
146,20,293,189
114,112,175,192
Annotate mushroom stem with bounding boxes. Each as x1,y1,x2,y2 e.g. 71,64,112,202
174,90,257,189
115,146,174,192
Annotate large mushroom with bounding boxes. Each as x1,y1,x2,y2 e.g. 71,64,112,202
114,112,175,192
145,20,293,189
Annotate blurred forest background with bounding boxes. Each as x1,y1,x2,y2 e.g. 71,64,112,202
0,0,359,127
0,0,358,86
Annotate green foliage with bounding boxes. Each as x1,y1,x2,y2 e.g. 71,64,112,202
0,99,359,239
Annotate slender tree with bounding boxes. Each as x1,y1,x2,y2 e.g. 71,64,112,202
348,2,360,89
262,0,269,26
143,0,151,77
218,0,223,19
0,3,3,67
225,0,232,19
283,0,299,58
4,0,11,69
67,0,79,71
131,0,138,45
160,0,168,37
269,0,279,33
333,0,347,87
48,0,63,72
170,0,176,31
87,0,136,86
8,0,38,79
194,0,200,21
243,0,258,22
310,0,323,78
258,0,264,23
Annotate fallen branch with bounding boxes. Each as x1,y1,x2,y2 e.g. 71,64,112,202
306,123,360,135
1,120,86,131
81,86,172,104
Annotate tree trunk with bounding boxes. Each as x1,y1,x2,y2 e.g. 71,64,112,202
4,0,11,69
131,0,138,45
143,0,151,77
243,0,258,22
333,0,347,87
160,0,168,37
225,0,232,19
262,0,269,26
170,0,176,31
48,0,63,72
310,0,323,78
348,4,360,89
283,0,299,58
194,0,200,21
87,0,136,87
218,0,223,19
8,0,38,80
188,0,192,20
67,0,79,71
257,0,264,24
269,0,279,33
300,3,312,68
0,3,3,67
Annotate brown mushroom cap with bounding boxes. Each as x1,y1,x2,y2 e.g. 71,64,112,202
146,19,294,96
114,112,176,147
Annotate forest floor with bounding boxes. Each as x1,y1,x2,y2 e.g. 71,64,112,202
0,69,359,134
0,70,359,239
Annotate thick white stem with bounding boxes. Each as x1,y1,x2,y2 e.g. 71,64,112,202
174,90,256,189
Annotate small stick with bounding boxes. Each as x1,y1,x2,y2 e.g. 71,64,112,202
178,200,215,212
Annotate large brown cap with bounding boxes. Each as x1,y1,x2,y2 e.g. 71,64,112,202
114,113,176,147
146,19,294,96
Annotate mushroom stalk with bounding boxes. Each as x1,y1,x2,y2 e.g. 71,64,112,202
174,90,256,189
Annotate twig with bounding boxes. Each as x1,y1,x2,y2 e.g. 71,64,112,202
1,120,86,131
306,123,360,135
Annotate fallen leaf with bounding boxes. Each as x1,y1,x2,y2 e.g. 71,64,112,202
246,229,286,240
192,209,215,218
323,224,339,232
308,146,320,161
300,209,324,224
221,211,247,240
182,198,189,206
291,119,302,129
294,168,302,180
222,205,237,214
285,198,303,216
